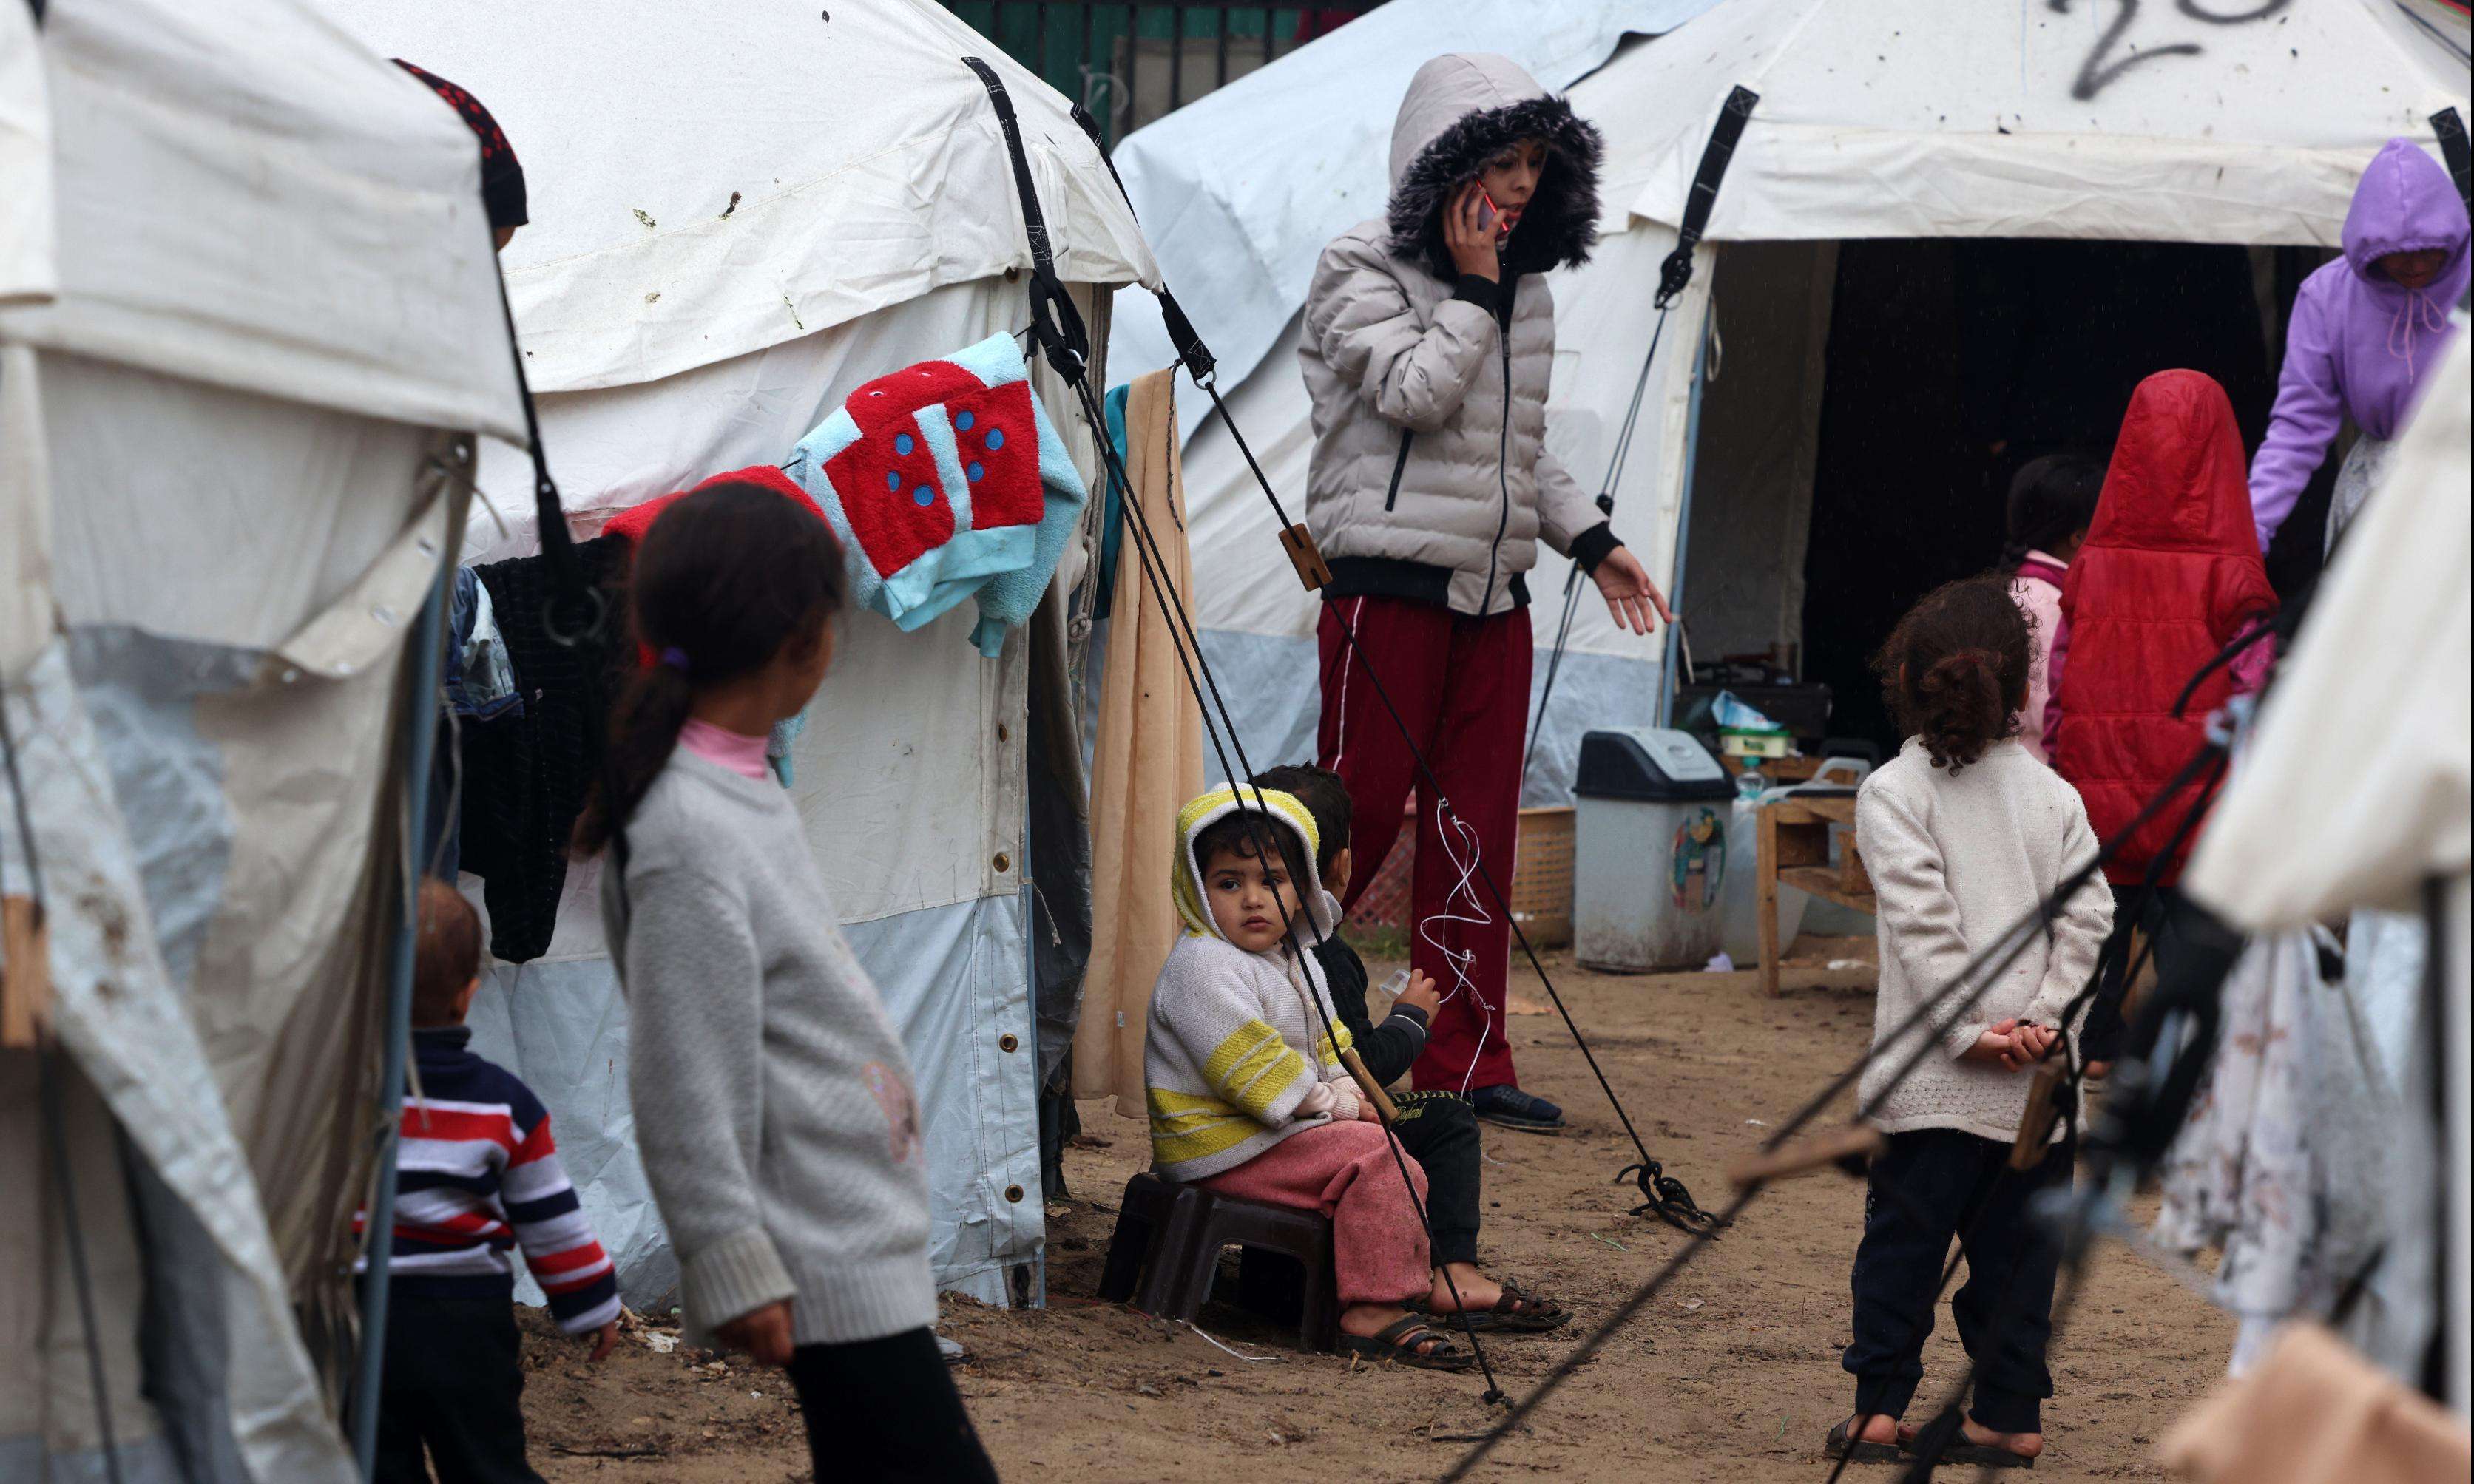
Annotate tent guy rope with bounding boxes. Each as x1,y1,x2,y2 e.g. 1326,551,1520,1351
970,55,1513,1397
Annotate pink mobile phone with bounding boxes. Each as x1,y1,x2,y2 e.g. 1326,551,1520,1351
1477,186,1511,240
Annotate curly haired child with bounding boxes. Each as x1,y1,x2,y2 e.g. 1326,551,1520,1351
1826,575,2114,1468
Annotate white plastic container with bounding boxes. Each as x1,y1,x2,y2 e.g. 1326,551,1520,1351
1573,728,1738,972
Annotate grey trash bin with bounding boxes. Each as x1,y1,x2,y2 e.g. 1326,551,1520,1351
1573,727,1737,973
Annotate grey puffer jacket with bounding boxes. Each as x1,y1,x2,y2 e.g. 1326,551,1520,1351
1299,52,1617,618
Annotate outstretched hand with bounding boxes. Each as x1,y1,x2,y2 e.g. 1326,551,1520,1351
1590,546,1674,636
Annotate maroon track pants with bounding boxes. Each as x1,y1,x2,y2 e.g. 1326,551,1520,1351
1317,594,1530,1094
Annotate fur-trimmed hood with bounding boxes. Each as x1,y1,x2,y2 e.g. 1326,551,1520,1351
1384,53,1603,282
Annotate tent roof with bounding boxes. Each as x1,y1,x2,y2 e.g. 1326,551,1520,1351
1106,0,1724,428
328,0,1157,397
1607,0,2472,244
0,0,524,441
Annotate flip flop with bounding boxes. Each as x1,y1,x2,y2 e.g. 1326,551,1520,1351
1421,1281,1572,1334
1823,1418,1903,1463
1340,1315,1475,1372
1934,1443,2036,1469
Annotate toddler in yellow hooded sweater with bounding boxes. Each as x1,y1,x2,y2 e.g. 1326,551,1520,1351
1142,785,1467,1370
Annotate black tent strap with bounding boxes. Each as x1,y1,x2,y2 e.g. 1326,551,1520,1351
490,219,600,647
1656,84,1759,308
964,57,1090,383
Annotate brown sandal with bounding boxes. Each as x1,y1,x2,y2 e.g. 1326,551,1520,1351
1340,1315,1475,1372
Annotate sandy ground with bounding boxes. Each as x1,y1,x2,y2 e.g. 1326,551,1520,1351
521,938,2231,1482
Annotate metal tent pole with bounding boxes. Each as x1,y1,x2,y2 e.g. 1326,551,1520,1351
1020,798,1047,1310
349,558,451,1478
1657,291,1716,731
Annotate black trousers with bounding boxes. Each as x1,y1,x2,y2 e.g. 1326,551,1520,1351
1843,1130,2069,1436
1387,1090,1483,1268
787,1327,999,1483
374,1296,541,1484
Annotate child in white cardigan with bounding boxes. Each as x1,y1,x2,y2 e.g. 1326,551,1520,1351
1828,576,2114,1470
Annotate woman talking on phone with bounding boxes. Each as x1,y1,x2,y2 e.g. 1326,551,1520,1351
1301,54,1668,1136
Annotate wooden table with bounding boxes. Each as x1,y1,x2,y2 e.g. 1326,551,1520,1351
1756,793,1876,996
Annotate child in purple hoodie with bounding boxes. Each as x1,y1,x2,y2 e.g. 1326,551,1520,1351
2251,138,2470,555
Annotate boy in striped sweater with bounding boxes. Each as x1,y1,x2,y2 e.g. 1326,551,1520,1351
358,881,621,1484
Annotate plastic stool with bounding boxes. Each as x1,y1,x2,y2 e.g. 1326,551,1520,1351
1098,1171,1339,1352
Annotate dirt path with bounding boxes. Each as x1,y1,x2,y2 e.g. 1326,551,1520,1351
524,941,2229,1482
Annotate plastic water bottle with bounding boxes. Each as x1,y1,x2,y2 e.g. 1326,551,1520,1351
1734,765,1767,800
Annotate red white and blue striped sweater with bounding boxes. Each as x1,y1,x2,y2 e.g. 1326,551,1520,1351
355,1026,621,1335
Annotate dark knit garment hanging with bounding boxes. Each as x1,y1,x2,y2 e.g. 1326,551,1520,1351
458,535,629,961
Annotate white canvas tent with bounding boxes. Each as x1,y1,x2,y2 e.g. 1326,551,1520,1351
1131,0,2470,797
326,0,1157,1309
2185,328,2472,1413
1,0,522,1477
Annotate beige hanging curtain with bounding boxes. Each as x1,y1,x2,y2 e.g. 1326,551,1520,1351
1075,367,1204,1114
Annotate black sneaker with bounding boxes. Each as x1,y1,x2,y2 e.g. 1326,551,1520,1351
1468,1085,1565,1134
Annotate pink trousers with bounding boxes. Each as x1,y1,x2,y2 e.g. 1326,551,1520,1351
1197,1120,1432,1307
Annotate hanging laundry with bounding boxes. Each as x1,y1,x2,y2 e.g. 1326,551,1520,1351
785,331,1088,657
1091,382,1132,623
457,535,630,963
2154,926,2399,1375
445,566,524,722
1075,367,1203,1111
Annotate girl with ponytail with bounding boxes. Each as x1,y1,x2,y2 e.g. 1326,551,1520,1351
585,481,998,1483
1825,574,2113,1469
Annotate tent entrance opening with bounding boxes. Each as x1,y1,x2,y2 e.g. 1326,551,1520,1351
1681,237,2281,754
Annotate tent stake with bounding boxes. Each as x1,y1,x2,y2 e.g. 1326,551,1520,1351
349,557,452,1479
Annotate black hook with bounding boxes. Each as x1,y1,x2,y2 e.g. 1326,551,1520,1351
1616,1159,1727,1236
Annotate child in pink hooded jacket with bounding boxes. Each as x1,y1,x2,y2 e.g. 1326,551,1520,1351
2250,138,2470,554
